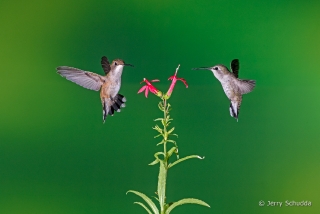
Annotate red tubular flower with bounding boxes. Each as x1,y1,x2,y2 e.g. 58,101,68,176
165,64,188,99
138,78,162,98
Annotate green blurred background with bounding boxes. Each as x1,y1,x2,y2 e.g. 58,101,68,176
1,0,319,213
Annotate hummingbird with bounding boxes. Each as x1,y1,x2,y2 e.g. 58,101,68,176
56,56,133,123
192,59,256,121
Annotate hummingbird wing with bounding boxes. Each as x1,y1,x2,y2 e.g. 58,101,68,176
231,59,239,78
57,66,104,91
236,79,256,94
101,56,111,75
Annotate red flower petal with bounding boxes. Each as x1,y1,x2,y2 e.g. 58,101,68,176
145,87,149,97
138,85,147,94
176,78,188,88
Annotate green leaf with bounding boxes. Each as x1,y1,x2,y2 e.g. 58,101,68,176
171,133,178,138
157,161,167,211
154,134,163,138
133,202,153,214
153,125,163,134
156,139,165,146
167,103,171,109
155,152,164,159
149,158,160,166
152,196,159,202
127,190,159,214
166,115,172,121
165,198,210,214
158,102,164,111
166,140,177,146
166,147,177,159
167,127,175,135
168,155,204,168
149,152,164,165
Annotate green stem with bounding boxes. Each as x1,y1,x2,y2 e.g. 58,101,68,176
159,98,168,214
163,98,167,159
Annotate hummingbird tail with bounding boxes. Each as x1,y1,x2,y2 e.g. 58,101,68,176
102,94,126,123
229,101,239,121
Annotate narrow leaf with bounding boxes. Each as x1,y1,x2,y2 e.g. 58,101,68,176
154,118,163,121
165,198,210,214
152,125,163,134
153,196,159,202
127,190,159,214
166,103,171,112
149,152,164,166
154,134,163,138
166,140,176,146
156,140,165,146
168,155,204,168
158,102,164,111
154,152,164,160
166,147,177,159
167,127,175,135
133,202,153,214
149,158,160,166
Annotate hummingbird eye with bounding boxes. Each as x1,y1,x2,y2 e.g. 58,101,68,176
114,62,118,65
213,67,218,70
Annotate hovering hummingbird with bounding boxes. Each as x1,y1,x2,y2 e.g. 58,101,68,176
56,56,133,123
192,59,256,121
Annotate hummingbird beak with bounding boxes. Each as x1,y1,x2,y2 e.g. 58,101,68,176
192,67,211,70
124,63,134,67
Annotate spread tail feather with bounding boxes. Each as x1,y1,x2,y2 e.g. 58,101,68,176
229,101,239,122
102,94,126,123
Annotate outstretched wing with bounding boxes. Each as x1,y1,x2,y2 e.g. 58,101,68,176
101,56,111,75
57,66,104,91
236,79,256,94
231,59,239,78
